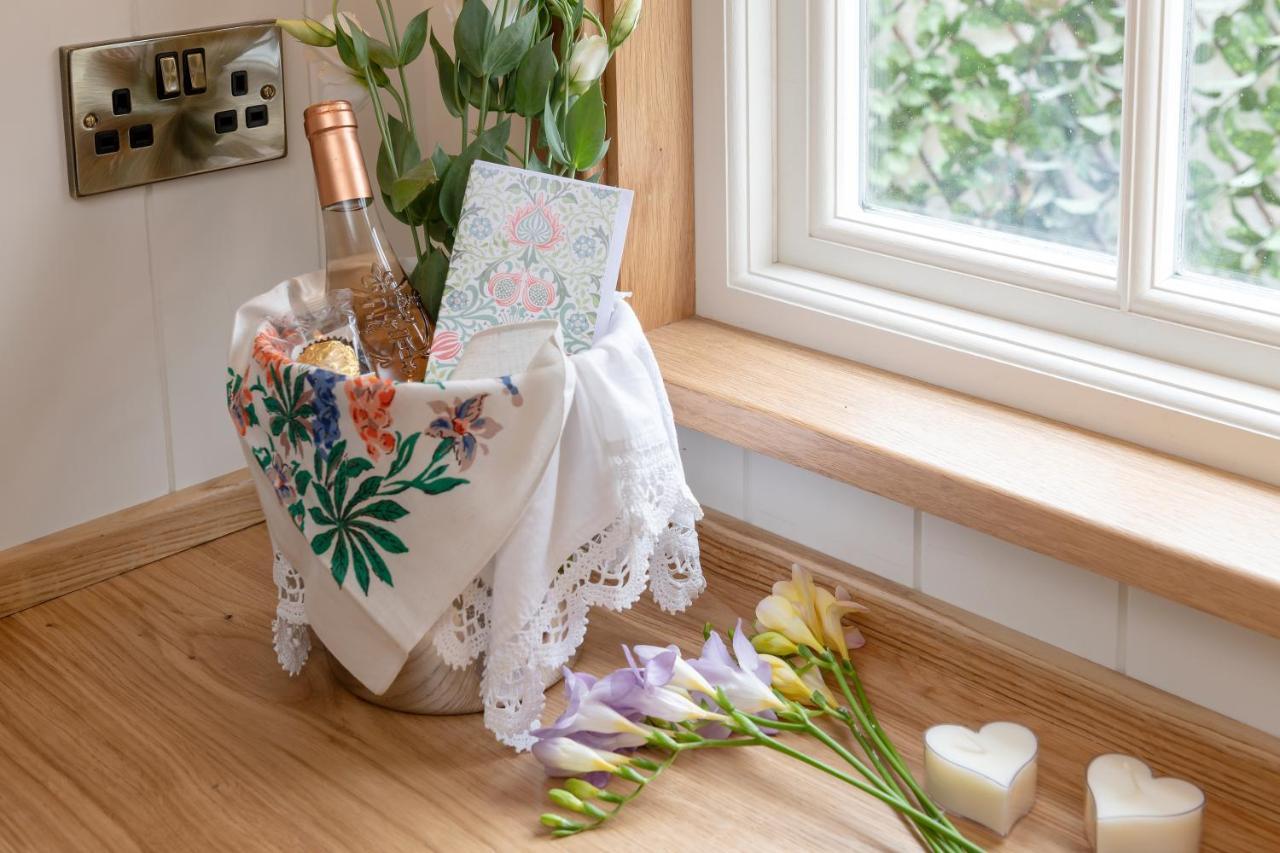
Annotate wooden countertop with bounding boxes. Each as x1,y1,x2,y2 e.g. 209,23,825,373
2,519,1277,851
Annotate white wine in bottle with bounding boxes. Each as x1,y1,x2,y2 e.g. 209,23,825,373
303,99,431,382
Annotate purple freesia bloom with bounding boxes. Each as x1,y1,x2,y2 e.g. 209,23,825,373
531,668,650,752
590,646,725,725
690,619,787,716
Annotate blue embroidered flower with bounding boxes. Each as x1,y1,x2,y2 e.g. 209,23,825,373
466,214,493,239
572,234,598,259
500,375,523,407
306,369,345,454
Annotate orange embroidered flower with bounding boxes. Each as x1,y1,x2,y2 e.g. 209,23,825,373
252,327,291,386
346,374,397,459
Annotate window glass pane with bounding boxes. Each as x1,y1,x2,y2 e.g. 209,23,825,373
1180,0,1280,290
863,0,1126,254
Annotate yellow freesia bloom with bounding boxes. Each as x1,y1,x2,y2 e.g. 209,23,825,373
765,565,868,658
755,594,822,649
760,654,835,706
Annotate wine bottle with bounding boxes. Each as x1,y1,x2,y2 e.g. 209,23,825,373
303,99,432,382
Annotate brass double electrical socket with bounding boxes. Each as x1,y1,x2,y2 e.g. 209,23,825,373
59,21,286,198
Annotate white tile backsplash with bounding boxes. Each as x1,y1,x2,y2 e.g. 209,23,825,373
919,515,1121,667
744,451,915,586
1125,589,1280,737
676,426,745,516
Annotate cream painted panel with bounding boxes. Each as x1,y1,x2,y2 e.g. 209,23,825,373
745,452,915,586
138,0,322,488
676,427,745,516
0,0,168,548
1125,588,1280,737
920,515,1121,667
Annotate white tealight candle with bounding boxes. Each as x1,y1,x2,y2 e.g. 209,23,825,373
1085,754,1204,853
923,722,1037,836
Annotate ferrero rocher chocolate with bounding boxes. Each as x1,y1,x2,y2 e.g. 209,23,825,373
297,337,360,376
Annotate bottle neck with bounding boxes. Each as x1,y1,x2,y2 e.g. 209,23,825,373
320,197,406,281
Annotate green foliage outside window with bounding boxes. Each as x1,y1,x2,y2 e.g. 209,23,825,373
865,0,1280,289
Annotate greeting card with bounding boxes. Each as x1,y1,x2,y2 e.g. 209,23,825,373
425,161,633,381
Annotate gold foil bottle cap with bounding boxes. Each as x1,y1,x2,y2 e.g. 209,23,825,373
297,337,361,377
303,100,372,208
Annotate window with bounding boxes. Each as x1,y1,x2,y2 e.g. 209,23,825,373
692,0,1280,484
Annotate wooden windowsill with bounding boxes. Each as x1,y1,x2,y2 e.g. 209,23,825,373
648,318,1280,641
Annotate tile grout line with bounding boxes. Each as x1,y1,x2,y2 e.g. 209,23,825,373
912,510,923,590
1115,584,1130,673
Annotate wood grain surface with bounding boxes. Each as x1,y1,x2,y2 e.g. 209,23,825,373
602,0,696,331
649,317,1280,642
0,470,260,619
1,514,1276,851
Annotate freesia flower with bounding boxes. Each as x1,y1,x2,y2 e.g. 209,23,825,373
567,35,610,95
690,620,786,714
750,630,799,657
532,737,632,777
760,654,835,706
532,669,651,750
592,658,727,726
632,644,718,697
764,565,868,658
755,593,822,650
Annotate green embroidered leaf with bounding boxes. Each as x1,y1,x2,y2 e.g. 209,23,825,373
431,437,455,465
263,397,284,415
288,500,306,531
350,539,371,594
309,505,333,526
357,500,409,521
331,534,351,587
352,521,409,554
313,483,337,521
420,477,468,495
388,432,421,479
252,447,272,470
335,456,374,509
349,475,384,508
311,527,337,557
245,403,259,427
378,480,414,496
351,529,396,587
426,465,446,480
295,469,312,496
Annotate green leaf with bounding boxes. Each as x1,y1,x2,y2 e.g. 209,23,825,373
485,9,538,77
368,37,399,68
454,0,490,77
542,91,570,166
430,30,464,118
390,159,438,212
350,538,370,593
438,120,511,228
400,9,430,65
311,527,337,557
387,432,420,479
308,505,333,526
349,475,385,510
348,19,370,69
352,521,410,555
295,469,312,496
431,437,455,466
513,36,557,118
377,115,421,188
421,477,468,495
357,500,410,522
350,529,396,586
410,249,450,322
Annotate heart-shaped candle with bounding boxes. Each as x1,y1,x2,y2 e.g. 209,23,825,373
923,722,1038,835
1085,754,1204,853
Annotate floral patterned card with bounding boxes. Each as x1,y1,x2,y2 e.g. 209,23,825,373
425,161,633,381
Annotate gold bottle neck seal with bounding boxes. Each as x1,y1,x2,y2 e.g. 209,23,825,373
303,100,372,208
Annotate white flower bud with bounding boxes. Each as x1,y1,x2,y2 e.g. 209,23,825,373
609,0,642,49
567,35,610,95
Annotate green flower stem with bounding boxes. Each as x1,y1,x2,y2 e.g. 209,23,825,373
731,712,984,853
361,65,425,258
828,656,964,848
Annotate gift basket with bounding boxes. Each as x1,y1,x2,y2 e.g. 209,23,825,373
227,131,704,746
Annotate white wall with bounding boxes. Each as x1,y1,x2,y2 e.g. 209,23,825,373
1,0,450,549
678,427,1280,738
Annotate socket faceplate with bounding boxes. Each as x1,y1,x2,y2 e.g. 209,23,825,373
60,22,286,198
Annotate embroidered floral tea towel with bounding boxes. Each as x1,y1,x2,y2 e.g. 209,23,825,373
425,161,633,381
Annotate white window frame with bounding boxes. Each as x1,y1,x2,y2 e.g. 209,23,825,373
692,0,1280,485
